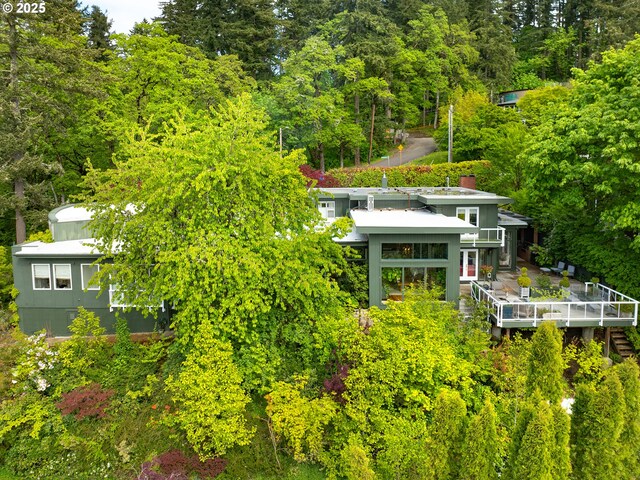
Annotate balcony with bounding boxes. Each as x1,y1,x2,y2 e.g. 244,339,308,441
471,281,639,329
461,226,506,247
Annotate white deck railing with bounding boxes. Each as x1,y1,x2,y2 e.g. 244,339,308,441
471,282,639,328
108,285,165,312
461,226,506,247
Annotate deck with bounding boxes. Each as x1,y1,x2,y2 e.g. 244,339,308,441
471,281,639,329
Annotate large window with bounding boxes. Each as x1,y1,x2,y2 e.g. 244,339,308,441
382,243,448,259
81,264,100,290
32,264,51,290
53,264,72,290
456,207,479,226
382,266,446,301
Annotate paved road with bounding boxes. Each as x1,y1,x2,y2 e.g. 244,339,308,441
369,135,437,167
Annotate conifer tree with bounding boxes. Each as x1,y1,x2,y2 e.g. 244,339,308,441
460,399,499,480
614,359,640,478
526,321,565,403
572,369,626,480
430,389,467,480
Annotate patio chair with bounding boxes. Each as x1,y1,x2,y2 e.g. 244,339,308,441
567,265,575,278
550,261,565,275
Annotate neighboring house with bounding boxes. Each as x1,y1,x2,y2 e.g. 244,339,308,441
496,89,529,108
11,205,170,336
317,176,526,307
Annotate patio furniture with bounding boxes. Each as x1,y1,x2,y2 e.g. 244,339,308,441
550,261,565,275
567,265,575,277
540,267,551,274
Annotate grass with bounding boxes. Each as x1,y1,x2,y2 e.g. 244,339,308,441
411,150,451,165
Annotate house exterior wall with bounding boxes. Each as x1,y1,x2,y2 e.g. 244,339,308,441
368,233,460,307
11,252,169,336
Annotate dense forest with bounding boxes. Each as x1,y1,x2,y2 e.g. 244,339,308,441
2,0,640,478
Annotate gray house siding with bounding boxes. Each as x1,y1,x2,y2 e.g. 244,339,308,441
12,252,169,336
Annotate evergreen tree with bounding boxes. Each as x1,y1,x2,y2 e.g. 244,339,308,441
614,359,640,478
460,399,499,480
571,370,626,480
86,5,113,59
430,389,467,480
0,1,100,243
526,321,565,403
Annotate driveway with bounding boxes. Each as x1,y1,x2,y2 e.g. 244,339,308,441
369,135,437,167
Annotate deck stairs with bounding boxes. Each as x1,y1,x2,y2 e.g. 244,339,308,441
610,327,635,359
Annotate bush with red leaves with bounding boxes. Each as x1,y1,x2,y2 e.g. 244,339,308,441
137,450,227,480
56,383,115,419
299,164,341,188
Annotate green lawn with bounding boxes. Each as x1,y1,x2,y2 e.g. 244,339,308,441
411,150,451,165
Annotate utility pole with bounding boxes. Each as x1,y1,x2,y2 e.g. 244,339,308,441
448,104,453,163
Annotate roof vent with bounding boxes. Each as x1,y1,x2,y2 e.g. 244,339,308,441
382,173,388,189
367,194,375,212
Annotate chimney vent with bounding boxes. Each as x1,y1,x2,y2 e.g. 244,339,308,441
460,174,476,190
382,173,388,189
367,195,375,212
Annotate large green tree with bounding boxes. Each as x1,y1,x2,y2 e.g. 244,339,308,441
524,37,640,296
80,94,349,391
0,1,99,243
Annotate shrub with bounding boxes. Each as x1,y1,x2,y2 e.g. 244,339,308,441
559,271,570,288
56,383,115,419
327,161,492,189
299,165,340,188
517,268,532,288
138,449,227,479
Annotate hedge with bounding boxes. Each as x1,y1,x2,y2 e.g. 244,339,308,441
327,161,492,189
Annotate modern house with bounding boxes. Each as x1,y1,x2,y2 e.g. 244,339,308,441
11,178,526,335
316,177,526,307
11,205,170,336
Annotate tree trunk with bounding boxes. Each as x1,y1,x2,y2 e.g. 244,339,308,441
319,142,325,173
434,91,440,129
422,91,428,127
9,16,26,244
354,92,361,166
340,143,344,169
368,102,376,165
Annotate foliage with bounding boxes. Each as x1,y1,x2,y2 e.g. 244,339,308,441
299,165,340,188
559,270,570,288
0,247,13,311
163,322,254,459
526,322,565,403
517,267,532,288
267,376,338,463
138,449,227,479
80,94,350,390
571,369,626,480
328,161,492,189
56,383,115,420
460,399,499,480
523,37,640,298
10,330,58,394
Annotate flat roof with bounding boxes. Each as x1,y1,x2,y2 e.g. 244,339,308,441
317,187,512,205
14,239,101,257
350,208,477,234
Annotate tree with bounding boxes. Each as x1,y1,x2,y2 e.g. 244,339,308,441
80,94,349,391
460,399,499,480
0,1,99,243
526,321,565,403
571,370,626,480
430,389,467,480
163,321,254,458
85,5,113,60
523,37,640,297
614,359,640,478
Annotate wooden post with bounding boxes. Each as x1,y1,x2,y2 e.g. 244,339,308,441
604,327,611,357
368,102,376,165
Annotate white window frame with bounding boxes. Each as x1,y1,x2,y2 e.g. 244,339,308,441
53,264,73,290
318,201,336,219
81,263,100,291
32,264,51,290
456,207,479,226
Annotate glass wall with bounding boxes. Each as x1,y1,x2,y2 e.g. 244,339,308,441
382,266,446,301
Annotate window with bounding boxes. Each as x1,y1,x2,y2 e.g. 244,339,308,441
382,266,447,301
382,243,448,259
81,264,100,290
32,264,51,290
53,264,72,290
456,207,479,226
318,201,336,219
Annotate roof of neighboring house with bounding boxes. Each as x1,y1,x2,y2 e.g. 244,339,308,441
350,208,477,234
13,239,101,258
48,204,93,224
